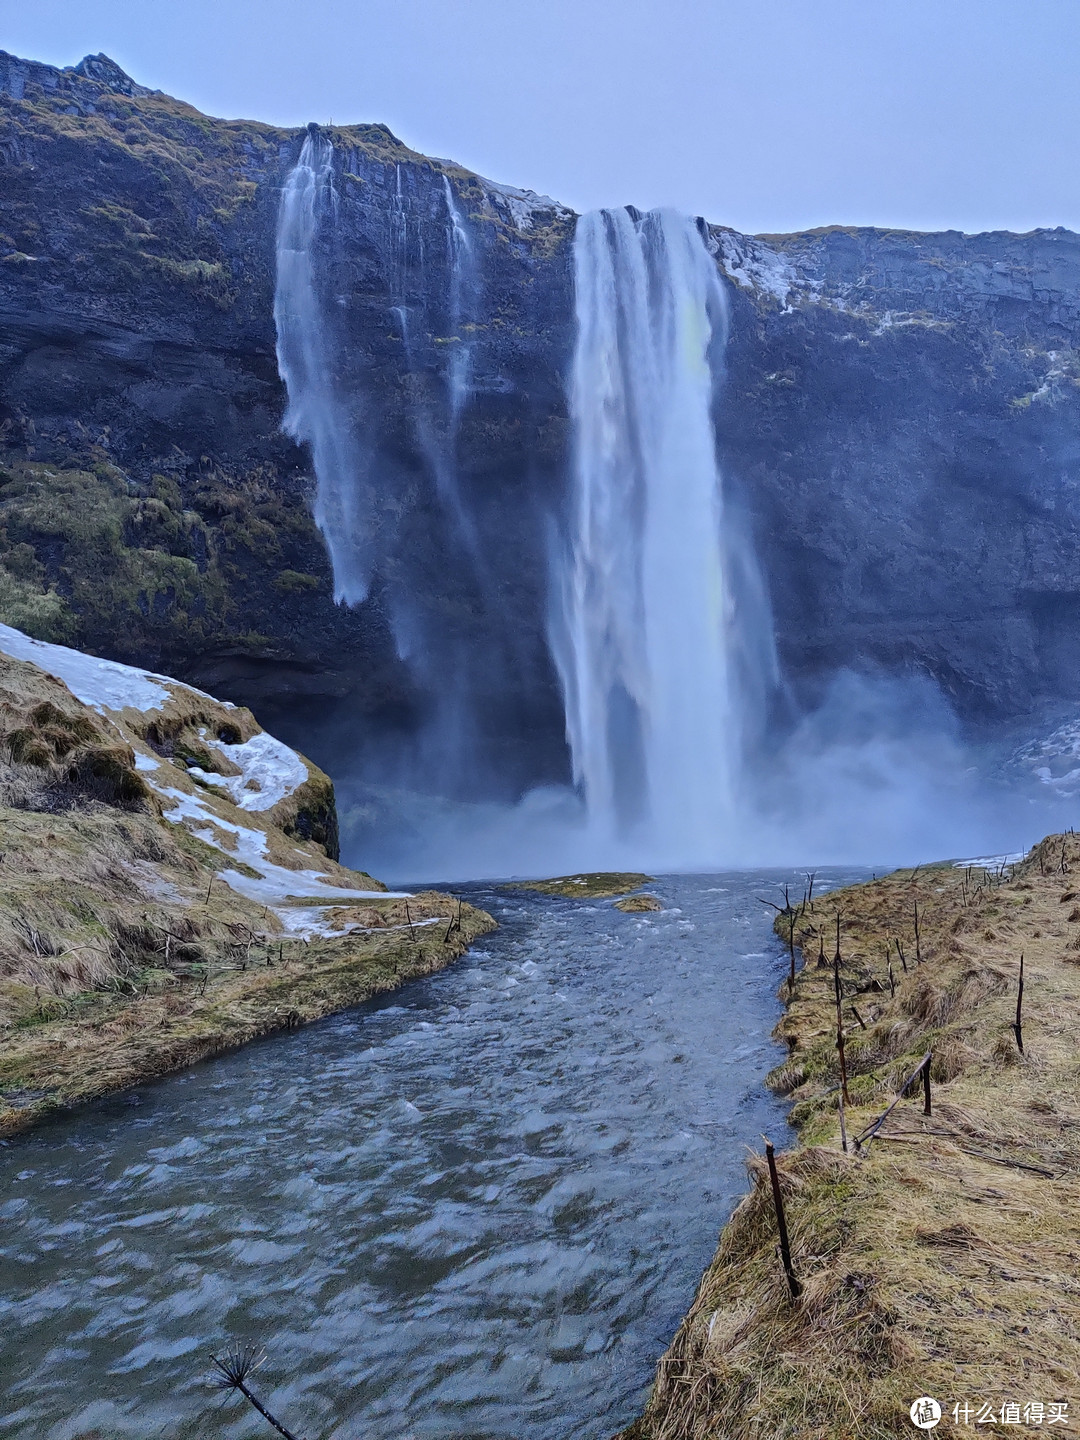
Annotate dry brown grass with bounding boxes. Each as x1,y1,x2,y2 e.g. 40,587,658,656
623,837,1080,1439
0,651,494,1135
0,882,492,1137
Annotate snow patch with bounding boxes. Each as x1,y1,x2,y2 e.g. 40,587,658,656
0,622,394,938
0,622,227,715
1011,717,1080,796
155,784,404,935
483,178,572,232
713,231,801,306
194,728,308,812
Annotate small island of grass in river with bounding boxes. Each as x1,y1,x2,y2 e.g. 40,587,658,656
622,834,1080,1440
503,872,653,899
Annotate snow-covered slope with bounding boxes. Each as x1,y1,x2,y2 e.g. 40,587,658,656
0,624,404,934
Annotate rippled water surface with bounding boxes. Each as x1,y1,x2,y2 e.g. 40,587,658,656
0,870,864,1439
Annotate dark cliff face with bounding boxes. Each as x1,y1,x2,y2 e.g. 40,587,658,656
713,225,1080,725
0,50,574,797
2,49,1079,806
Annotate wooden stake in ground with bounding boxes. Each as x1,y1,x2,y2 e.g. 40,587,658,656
1014,953,1025,1055
837,1086,849,1154
833,952,851,1105
913,899,922,965
764,1138,802,1300
854,1050,933,1150
923,1054,932,1116
836,1021,850,1106
787,911,797,993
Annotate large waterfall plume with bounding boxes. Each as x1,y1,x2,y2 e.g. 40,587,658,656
272,146,1039,880
552,207,778,865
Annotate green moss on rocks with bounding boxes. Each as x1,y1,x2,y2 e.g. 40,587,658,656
0,456,231,655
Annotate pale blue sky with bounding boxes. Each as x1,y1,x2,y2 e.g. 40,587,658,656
5,0,1079,235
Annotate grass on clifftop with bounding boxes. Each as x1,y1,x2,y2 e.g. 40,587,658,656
624,837,1080,1440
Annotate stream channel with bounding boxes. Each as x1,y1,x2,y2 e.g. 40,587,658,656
0,868,866,1440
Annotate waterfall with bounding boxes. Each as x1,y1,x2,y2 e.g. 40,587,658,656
274,133,371,604
552,207,776,862
443,175,475,425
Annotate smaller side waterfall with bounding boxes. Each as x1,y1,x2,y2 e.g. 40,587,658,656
552,207,777,862
274,133,371,604
443,174,476,425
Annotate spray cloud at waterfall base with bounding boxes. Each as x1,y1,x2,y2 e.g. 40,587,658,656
335,672,1074,884
273,158,1073,883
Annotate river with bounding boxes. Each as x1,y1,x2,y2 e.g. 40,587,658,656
0,868,865,1439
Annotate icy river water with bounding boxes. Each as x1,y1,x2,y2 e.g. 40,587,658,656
0,869,865,1440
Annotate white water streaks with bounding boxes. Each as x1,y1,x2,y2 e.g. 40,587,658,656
551,208,777,865
275,132,371,605
443,174,476,426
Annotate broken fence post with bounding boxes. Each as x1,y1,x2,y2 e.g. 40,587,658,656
788,911,797,992
764,1138,802,1300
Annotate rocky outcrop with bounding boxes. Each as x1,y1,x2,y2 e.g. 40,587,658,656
2,49,1079,806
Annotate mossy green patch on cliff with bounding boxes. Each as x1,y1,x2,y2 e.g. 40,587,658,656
0,456,231,655
0,447,335,672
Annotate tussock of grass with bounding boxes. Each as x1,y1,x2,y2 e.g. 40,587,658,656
623,838,1080,1439
614,894,663,913
1,883,492,1136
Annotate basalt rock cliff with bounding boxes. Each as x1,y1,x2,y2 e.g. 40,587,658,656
2,49,1079,802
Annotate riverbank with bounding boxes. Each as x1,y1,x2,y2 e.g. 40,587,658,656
622,836,1080,1439
0,627,496,1137
1,887,494,1138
